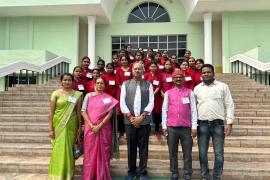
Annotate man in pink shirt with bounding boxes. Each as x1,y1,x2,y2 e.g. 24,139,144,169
162,70,198,180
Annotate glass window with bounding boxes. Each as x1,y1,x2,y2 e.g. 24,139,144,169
149,36,157,42
111,34,187,59
159,43,167,50
139,36,148,42
128,2,170,23
112,37,120,43
130,36,138,43
159,36,167,42
168,42,176,49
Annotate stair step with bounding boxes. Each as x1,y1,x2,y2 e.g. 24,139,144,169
0,122,47,132
0,114,47,123
1,132,270,148
235,117,270,125
1,143,270,162
0,156,270,179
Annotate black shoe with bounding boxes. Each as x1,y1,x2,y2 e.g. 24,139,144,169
125,175,136,180
170,174,179,180
139,175,149,180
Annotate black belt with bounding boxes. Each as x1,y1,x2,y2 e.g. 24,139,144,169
198,119,224,125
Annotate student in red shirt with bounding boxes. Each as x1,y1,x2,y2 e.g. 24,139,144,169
126,44,135,63
184,50,191,62
180,61,195,90
71,66,87,95
171,54,180,71
194,58,204,86
144,62,163,139
97,58,106,76
86,68,100,94
115,54,133,139
161,60,174,97
161,49,169,65
187,57,196,77
102,63,117,98
112,53,120,69
80,56,93,82
154,52,165,74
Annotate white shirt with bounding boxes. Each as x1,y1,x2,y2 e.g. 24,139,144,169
120,81,154,116
161,90,198,130
193,80,235,124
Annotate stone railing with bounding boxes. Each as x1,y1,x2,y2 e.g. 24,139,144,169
0,56,71,91
230,54,270,85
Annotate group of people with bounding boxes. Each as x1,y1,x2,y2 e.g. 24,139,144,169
47,47,235,180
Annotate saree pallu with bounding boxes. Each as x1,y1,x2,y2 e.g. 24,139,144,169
83,93,118,180
48,90,82,180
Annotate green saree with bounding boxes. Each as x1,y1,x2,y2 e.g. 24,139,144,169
48,90,82,180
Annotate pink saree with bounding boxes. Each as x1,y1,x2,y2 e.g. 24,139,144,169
83,93,118,180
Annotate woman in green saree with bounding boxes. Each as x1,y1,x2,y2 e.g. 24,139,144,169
48,73,82,180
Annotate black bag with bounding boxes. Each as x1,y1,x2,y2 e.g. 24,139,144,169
73,131,84,160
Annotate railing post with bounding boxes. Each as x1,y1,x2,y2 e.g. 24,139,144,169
4,75,9,91
245,64,248,77
241,62,243,75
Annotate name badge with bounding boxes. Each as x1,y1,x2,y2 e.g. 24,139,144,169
182,97,190,104
103,98,112,104
78,84,85,90
86,73,92,78
185,76,192,81
124,71,131,76
68,96,76,104
109,80,115,85
166,77,172,82
153,80,159,86
142,75,144,79
159,65,164,69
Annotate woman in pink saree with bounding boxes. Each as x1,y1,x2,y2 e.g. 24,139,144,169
81,77,118,180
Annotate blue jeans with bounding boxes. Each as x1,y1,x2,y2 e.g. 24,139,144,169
197,120,225,180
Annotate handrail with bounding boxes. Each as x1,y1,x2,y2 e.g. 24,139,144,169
230,54,270,71
0,56,71,77
230,53,270,85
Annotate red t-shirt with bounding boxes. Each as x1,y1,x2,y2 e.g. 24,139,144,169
161,72,174,93
144,72,163,113
81,69,93,82
183,71,195,90
102,73,117,98
71,79,87,94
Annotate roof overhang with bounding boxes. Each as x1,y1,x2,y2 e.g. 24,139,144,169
181,0,270,22
0,0,118,24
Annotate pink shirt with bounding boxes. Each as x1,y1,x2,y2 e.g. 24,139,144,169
162,87,197,129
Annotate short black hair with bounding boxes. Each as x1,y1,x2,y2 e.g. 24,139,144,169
195,58,204,64
73,66,82,73
60,73,74,81
202,64,214,72
106,63,114,68
81,56,90,61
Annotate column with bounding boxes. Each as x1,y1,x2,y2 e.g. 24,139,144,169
88,16,96,68
204,13,212,64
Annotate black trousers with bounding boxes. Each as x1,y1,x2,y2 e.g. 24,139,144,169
117,115,125,134
167,127,193,180
125,124,151,176
152,113,161,132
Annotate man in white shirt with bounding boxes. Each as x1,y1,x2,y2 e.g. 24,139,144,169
120,62,154,180
193,64,235,180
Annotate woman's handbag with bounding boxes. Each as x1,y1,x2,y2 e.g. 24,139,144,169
73,130,84,160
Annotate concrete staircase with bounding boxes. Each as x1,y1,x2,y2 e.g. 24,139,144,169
1,74,270,179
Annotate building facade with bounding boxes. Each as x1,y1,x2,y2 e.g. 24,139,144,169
1,0,270,74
